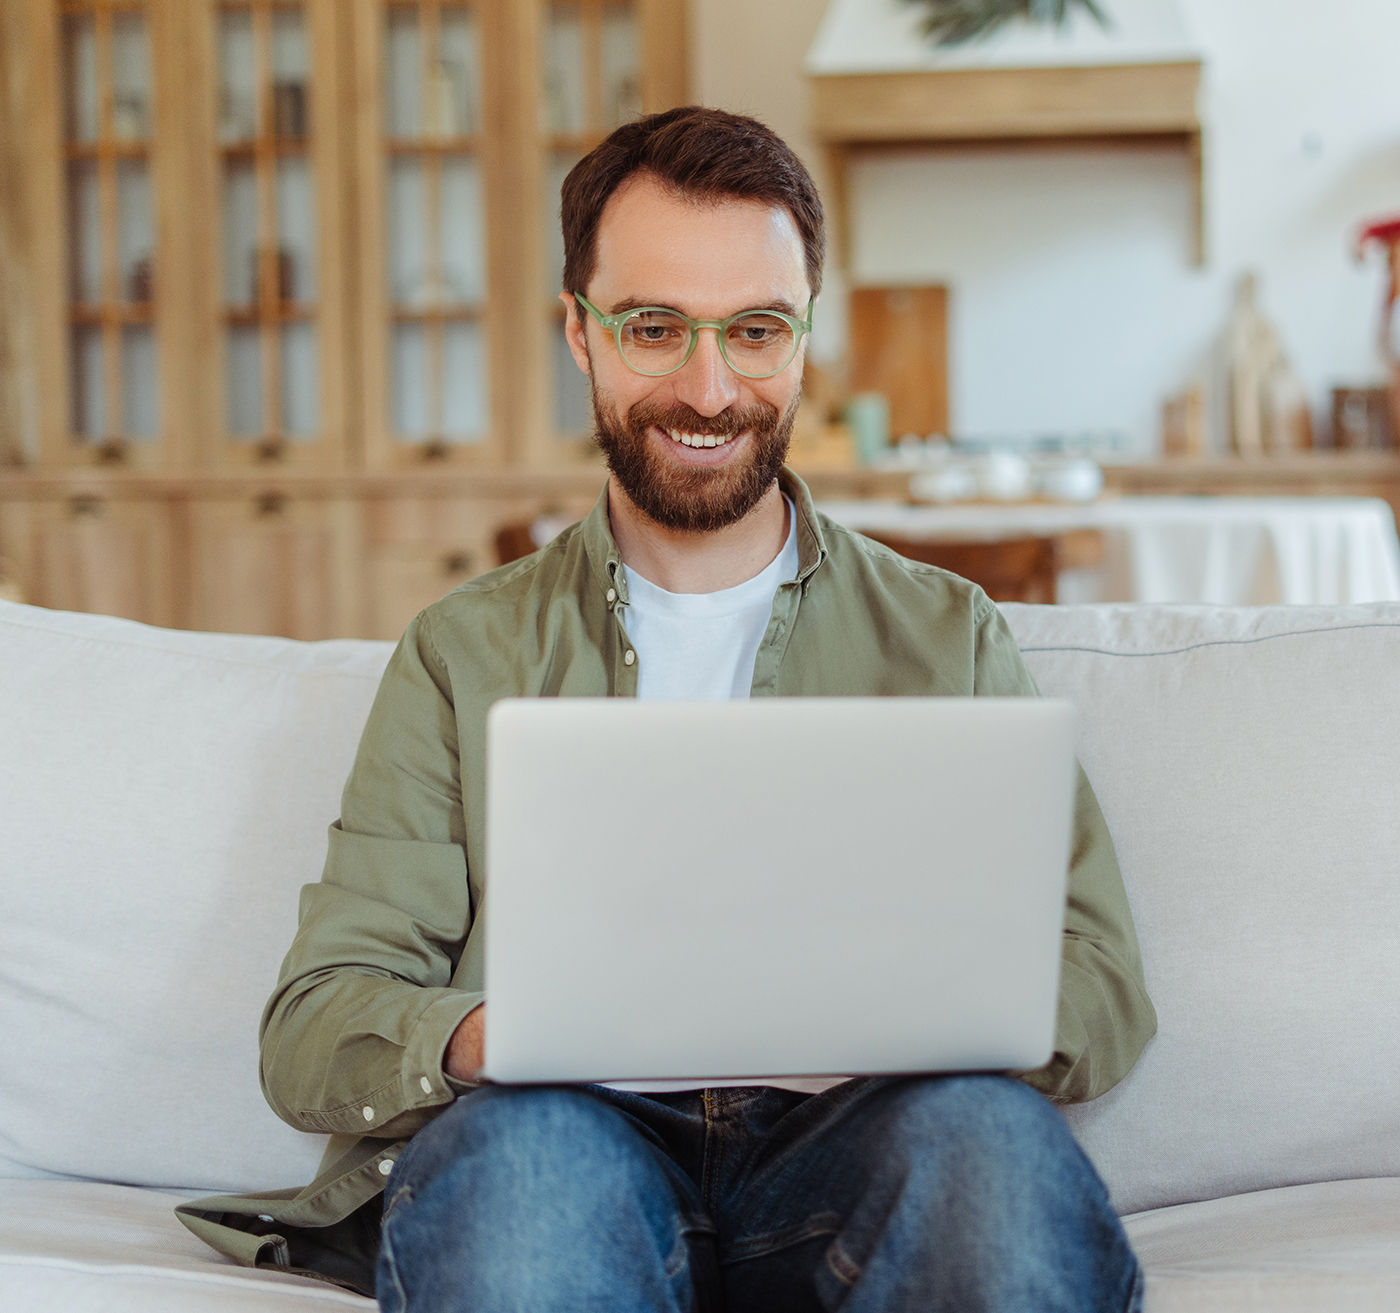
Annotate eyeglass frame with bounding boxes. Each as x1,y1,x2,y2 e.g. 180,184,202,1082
573,293,815,380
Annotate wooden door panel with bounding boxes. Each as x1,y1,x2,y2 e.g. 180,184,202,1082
188,496,361,638
362,493,593,641
367,546,479,642
1,496,179,625
363,495,496,641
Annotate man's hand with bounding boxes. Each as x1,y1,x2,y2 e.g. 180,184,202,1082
444,1004,486,1082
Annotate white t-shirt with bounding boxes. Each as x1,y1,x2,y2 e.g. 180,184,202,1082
622,501,800,703
606,501,845,1096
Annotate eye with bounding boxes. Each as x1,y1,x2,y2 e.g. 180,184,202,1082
623,311,687,347
726,314,793,351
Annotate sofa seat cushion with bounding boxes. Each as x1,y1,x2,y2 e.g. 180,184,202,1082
0,1180,373,1311
4,1175,1396,1312
1125,1177,1400,1311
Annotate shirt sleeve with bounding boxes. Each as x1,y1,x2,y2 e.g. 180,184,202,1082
973,599,1158,1103
259,611,481,1140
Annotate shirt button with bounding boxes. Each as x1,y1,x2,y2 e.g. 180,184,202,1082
362,1106,374,1121
378,1159,394,1176
624,649,636,666
606,588,616,603
420,1076,432,1094
258,1215,275,1223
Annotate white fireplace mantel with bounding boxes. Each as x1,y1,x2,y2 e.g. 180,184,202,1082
806,0,1206,265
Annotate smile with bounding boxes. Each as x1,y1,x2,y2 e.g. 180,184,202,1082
665,428,739,449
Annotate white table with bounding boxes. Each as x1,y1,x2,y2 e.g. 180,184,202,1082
817,497,1400,605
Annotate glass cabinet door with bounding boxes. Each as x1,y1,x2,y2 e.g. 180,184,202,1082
62,1,160,458
216,1,321,458
541,0,640,444
376,1,489,459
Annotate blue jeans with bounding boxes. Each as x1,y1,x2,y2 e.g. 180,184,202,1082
377,1075,1143,1313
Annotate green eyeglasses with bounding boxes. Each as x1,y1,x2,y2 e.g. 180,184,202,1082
575,293,814,380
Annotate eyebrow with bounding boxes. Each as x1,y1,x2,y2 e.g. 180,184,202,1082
604,296,802,318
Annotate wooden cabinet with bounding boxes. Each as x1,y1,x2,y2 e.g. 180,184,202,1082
0,0,688,635
364,494,494,639
0,490,179,625
186,493,363,638
0,470,612,638
362,488,596,639
3,0,688,477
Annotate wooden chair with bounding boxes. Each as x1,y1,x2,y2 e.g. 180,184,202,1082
864,533,1062,603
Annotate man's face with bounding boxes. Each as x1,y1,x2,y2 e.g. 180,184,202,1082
563,174,811,533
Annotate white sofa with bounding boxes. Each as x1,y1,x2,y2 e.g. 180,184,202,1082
1,595,1398,1312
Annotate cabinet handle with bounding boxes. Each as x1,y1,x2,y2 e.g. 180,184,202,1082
442,552,471,576
69,495,102,517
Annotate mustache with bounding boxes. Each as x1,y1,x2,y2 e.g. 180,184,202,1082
624,398,780,440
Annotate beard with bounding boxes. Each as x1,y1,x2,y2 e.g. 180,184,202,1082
590,381,798,534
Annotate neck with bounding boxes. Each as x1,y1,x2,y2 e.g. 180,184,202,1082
607,477,789,594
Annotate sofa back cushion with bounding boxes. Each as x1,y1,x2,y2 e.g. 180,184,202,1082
0,601,393,1193
1002,601,1400,1216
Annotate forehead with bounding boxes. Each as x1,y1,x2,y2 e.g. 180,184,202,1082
588,173,809,314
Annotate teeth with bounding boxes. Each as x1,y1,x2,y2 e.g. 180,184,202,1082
666,428,733,448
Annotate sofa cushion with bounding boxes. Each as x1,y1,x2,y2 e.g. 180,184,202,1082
1122,1176,1400,1312
0,1180,373,1310
1003,603,1400,1216
0,602,393,1193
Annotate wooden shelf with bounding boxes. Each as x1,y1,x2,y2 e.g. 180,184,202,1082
1103,452,1400,521
3,452,1394,503
0,461,921,503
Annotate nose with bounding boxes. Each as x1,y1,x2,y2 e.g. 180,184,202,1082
670,326,741,419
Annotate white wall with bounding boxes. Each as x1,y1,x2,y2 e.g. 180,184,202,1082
694,0,1400,453
690,0,852,364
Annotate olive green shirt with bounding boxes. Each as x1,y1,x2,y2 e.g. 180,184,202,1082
177,469,1156,1288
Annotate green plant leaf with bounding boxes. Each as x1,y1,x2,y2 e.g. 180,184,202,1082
905,0,1108,47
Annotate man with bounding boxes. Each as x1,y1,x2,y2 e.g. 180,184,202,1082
179,107,1155,1311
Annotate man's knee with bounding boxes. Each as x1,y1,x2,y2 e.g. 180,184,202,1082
871,1074,1091,1193
395,1084,655,1198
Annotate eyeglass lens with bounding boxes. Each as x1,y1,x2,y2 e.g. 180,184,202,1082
617,310,798,377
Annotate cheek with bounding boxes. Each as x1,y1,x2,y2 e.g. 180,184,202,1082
594,364,671,419
752,366,803,413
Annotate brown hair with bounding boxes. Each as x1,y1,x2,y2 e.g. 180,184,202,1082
560,106,825,311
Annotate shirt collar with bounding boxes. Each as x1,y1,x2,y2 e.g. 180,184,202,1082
581,466,829,605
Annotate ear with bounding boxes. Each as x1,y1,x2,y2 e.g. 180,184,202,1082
560,292,592,376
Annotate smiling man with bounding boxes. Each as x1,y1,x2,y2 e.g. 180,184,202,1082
181,107,1155,1313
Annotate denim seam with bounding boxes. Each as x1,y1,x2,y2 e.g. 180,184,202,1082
722,1210,844,1265
377,1210,410,1313
825,1236,862,1288
701,1089,725,1215
381,1183,414,1225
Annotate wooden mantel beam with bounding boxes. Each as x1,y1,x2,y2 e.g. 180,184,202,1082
811,61,1200,142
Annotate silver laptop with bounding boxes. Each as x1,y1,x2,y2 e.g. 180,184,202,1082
482,697,1076,1085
